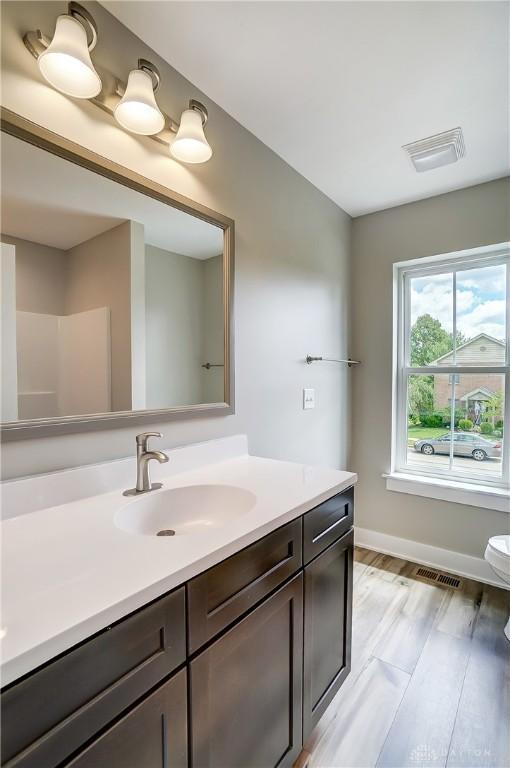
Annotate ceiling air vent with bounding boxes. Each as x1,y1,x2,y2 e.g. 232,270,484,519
403,127,465,172
412,565,463,590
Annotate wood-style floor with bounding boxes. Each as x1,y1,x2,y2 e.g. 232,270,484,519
298,547,510,768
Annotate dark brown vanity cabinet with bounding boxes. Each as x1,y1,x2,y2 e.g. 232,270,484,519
303,529,353,740
190,575,304,768
1,487,354,768
1,587,186,768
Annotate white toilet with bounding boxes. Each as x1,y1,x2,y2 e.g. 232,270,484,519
485,534,510,641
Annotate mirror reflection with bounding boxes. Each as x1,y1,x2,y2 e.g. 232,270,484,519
1,132,226,422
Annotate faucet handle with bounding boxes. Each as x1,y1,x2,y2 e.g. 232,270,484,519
136,431,163,450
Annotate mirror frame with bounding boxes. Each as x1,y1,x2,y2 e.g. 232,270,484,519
0,108,235,440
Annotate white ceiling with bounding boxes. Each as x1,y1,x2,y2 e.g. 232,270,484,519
103,1,510,216
1,133,223,258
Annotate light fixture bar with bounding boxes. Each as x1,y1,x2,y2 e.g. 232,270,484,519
22,5,211,160
96,89,210,154
91,84,196,147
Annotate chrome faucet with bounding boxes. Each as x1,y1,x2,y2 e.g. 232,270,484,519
123,432,169,496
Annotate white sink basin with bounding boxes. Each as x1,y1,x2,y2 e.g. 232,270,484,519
115,484,257,537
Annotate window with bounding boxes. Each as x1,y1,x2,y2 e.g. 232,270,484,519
393,244,509,491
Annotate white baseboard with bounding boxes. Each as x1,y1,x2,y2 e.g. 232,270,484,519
355,526,509,590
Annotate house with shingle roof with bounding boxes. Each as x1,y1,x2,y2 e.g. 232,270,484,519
430,333,505,419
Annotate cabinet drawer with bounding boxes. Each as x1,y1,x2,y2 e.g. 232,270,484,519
1,587,185,768
188,518,302,654
303,487,354,564
65,669,187,768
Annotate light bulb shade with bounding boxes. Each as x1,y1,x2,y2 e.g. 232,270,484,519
114,69,165,135
38,15,101,98
170,108,212,164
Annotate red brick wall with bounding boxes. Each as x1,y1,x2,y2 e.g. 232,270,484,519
433,374,503,410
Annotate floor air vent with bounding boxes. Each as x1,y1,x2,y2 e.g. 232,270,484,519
437,573,463,589
413,566,463,590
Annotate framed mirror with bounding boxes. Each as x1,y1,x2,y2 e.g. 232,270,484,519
0,109,234,440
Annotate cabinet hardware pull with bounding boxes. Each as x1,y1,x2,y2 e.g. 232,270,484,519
312,514,347,544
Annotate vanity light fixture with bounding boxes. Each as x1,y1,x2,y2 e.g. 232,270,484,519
23,4,213,163
170,101,212,164
33,3,101,99
114,60,165,136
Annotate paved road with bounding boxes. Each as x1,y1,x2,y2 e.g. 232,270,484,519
407,448,502,476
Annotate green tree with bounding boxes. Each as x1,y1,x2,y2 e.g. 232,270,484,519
485,391,503,427
410,314,468,366
408,315,469,424
408,375,433,418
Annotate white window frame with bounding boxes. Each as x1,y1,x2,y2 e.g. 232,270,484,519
391,242,510,493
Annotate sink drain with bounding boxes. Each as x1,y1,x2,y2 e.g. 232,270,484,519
157,529,176,537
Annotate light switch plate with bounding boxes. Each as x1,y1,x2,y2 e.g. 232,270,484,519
303,388,315,409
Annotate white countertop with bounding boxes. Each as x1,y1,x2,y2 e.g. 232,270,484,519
1,436,356,686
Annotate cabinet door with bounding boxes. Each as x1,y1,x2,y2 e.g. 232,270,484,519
303,529,353,740
191,574,303,768
66,669,187,768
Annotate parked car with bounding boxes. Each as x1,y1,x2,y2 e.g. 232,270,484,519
413,432,502,461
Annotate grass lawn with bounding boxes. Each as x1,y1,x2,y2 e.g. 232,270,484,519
407,426,447,441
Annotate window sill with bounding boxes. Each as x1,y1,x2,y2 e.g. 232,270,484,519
384,472,510,512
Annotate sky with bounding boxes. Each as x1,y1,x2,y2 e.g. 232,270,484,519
411,263,507,342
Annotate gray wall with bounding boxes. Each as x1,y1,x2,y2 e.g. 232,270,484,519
1,235,67,315
145,245,205,408
0,0,351,479
351,178,510,559
66,222,132,411
201,255,224,403
145,247,224,408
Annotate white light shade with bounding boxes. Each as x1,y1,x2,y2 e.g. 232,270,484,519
38,15,101,99
170,109,212,164
114,69,165,136
410,145,459,172
403,128,465,173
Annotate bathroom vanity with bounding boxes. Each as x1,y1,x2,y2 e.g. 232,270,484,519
0,110,357,767
1,437,356,768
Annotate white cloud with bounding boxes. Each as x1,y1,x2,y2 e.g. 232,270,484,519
456,290,476,313
410,281,453,331
457,264,506,295
457,299,506,340
411,286,506,341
